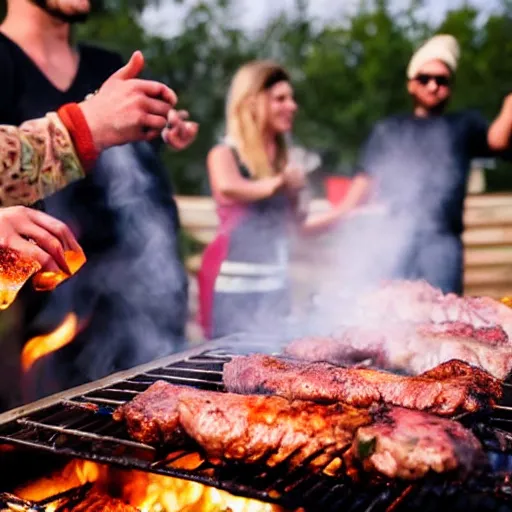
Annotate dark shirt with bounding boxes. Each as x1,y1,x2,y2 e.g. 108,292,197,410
0,34,187,396
357,110,494,234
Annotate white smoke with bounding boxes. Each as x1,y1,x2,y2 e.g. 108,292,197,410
28,142,188,395
294,117,471,335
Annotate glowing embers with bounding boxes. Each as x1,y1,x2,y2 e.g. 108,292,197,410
0,247,86,309
32,249,86,292
0,246,40,310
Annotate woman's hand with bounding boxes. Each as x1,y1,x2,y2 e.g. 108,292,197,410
282,165,306,194
162,109,199,151
0,207,82,274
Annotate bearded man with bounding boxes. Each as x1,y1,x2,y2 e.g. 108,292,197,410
0,0,198,404
326,34,512,295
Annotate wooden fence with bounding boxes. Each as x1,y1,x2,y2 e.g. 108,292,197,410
176,193,512,299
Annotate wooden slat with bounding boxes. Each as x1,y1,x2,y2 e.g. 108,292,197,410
463,226,512,247
465,194,512,208
464,205,512,227
464,284,512,299
464,265,512,286
177,194,512,296
464,247,512,267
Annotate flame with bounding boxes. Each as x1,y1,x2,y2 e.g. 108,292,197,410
500,296,512,309
20,313,79,373
14,459,286,512
32,249,86,291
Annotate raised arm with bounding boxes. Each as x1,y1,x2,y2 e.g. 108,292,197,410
208,145,285,203
0,51,182,207
488,94,512,151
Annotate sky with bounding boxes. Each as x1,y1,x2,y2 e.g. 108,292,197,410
141,0,502,37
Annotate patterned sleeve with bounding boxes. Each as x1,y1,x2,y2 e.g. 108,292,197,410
0,112,85,207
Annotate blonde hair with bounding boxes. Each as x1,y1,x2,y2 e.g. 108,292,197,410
225,60,290,179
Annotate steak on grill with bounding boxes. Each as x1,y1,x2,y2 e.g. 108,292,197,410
285,325,512,379
350,406,486,480
223,355,502,415
114,381,484,480
353,280,512,341
178,390,371,470
112,380,189,445
114,380,372,471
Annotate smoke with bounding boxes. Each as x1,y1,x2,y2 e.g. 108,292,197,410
25,142,188,399
296,117,468,335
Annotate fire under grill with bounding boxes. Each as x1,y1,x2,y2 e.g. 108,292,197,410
0,337,511,511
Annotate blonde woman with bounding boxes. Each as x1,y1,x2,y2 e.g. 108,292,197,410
198,60,314,338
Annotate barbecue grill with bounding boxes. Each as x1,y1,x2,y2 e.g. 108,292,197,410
0,334,511,511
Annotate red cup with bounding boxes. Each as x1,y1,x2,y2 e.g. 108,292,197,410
325,176,352,205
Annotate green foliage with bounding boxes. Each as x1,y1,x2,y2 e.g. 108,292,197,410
3,0,512,189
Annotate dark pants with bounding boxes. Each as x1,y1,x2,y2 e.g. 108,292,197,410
337,216,463,295
401,231,463,294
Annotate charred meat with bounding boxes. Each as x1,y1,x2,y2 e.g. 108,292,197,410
115,381,485,480
285,325,512,379
350,406,486,480
112,380,188,445
223,355,502,415
114,380,372,471
178,390,371,470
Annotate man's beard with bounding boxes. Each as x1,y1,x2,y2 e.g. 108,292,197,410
412,96,450,116
31,0,90,24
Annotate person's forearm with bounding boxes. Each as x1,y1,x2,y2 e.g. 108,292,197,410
0,111,91,207
488,113,512,151
301,205,348,235
301,174,372,235
218,175,284,202
489,95,512,151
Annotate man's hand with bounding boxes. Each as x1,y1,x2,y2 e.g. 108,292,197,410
0,207,82,274
162,109,199,151
79,51,178,152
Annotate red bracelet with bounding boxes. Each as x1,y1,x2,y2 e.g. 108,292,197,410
57,103,99,172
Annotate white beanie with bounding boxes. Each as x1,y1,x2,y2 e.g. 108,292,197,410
407,34,460,79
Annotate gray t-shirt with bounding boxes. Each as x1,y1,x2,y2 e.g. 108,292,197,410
357,110,495,234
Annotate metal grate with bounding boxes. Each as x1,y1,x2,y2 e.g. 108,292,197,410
0,339,511,511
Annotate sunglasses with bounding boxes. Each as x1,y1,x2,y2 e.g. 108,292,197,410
414,74,451,87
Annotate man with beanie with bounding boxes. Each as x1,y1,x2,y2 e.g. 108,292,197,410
330,34,512,295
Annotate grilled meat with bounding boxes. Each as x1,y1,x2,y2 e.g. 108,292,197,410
350,406,486,480
353,280,512,342
114,380,372,470
63,492,138,512
115,381,484,480
283,335,384,365
112,380,188,445
286,325,512,379
223,355,502,415
419,321,508,346
178,391,371,470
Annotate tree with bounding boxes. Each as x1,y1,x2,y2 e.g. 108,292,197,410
2,0,512,190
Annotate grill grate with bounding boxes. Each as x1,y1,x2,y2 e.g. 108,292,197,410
0,340,511,511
